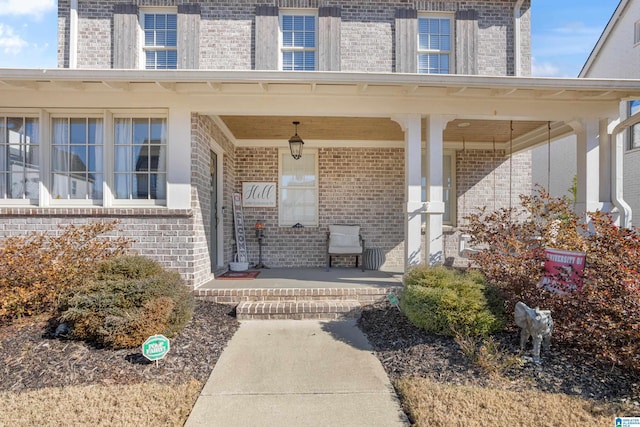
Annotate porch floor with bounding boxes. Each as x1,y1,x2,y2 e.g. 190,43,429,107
198,267,405,290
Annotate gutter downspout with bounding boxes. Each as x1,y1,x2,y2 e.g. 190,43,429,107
609,110,640,227
513,0,525,76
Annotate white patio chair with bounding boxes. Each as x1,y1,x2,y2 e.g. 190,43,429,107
326,224,365,272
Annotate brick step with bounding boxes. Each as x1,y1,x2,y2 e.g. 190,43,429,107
194,286,401,305
236,300,361,320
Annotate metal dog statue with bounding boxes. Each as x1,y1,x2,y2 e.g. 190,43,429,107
514,301,553,364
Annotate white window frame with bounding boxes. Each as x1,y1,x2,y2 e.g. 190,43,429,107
278,148,318,227
417,13,454,75
278,9,318,71
0,113,40,206
111,113,168,206
49,113,104,206
139,7,178,70
628,100,640,151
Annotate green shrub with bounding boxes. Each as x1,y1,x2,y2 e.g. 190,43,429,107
57,255,194,349
400,266,505,337
0,221,131,324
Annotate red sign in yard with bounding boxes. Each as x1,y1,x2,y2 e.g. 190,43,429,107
540,248,586,294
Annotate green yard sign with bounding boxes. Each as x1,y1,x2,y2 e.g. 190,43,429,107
387,293,400,309
142,334,170,362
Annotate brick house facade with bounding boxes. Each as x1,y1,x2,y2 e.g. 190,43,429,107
0,1,635,289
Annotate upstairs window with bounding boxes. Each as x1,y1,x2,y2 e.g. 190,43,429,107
142,11,177,69
418,15,453,74
280,12,317,71
0,116,39,201
635,20,640,45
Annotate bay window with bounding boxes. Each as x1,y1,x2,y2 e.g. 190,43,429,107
114,117,167,201
0,116,39,202
51,117,103,201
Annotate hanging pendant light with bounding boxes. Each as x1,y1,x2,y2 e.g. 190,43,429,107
288,121,304,160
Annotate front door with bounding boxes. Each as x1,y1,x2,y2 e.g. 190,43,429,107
210,150,218,271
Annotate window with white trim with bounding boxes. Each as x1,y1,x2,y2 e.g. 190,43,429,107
114,117,167,201
0,116,39,201
417,14,453,74
279,149,318,226
142,10,177,69
51,117,103,201
280,12,317,71
629,100,640,150
635,21,640,45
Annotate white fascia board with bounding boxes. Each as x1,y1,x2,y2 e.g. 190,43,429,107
1,68,640,94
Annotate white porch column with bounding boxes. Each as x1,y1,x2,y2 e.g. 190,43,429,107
599,118,612,204
167,108,192,209
392,114,423,269
572,118,608,214
425,115,449,266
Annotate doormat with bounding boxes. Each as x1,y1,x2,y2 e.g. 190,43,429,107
217,270,261,280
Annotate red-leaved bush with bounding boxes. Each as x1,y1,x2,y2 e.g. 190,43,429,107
464,187,640,371
0,221,132,324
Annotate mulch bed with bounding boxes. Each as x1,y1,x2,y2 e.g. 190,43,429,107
2,297,639,413
0,302,239,393
358,300,640,409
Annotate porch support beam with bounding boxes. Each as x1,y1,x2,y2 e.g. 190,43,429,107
392,114,423,270
425,115,452,266
167,108,192,209
571,118,613,215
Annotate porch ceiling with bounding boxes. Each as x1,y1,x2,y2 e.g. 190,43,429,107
219,115,548,144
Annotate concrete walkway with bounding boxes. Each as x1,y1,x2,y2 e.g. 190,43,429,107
185,320,409,427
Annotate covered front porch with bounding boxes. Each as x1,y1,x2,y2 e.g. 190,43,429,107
1,69,639,289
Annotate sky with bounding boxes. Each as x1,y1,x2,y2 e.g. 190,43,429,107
0,0,624,77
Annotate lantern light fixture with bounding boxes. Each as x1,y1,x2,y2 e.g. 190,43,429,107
288,121,304,160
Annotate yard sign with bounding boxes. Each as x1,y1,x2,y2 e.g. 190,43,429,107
539,248,586,294
142,334,170,362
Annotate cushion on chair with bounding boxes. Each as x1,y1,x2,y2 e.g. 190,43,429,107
328,225,362,254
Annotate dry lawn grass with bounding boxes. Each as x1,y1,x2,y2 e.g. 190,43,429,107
395,377,626,427
0,380,201,427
